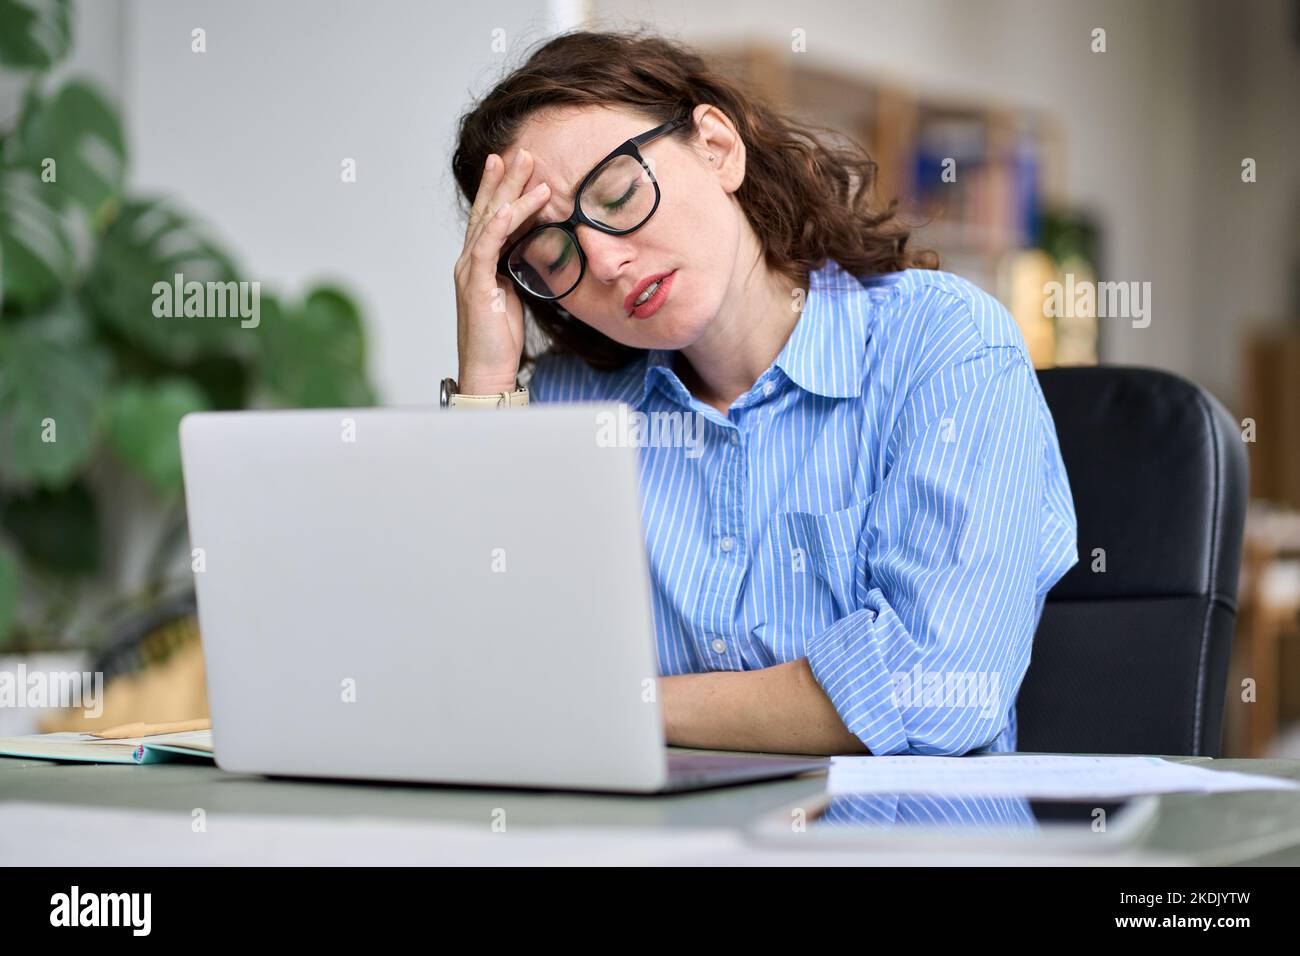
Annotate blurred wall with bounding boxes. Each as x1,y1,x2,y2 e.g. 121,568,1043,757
1190,0,1300,410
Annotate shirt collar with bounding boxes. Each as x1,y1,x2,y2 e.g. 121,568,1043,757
772,258,879,399
604,258,883,408
601,348,676,409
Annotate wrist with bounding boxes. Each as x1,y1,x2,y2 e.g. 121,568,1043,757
457,374,519,395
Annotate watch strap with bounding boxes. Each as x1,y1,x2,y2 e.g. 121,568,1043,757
441,377,529,409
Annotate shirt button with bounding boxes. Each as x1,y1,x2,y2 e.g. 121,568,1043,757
710,638,727,655
762,381,776,397
729,431,740,445
720,536,734,552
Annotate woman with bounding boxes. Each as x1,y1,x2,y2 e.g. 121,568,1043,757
449,30,1078,756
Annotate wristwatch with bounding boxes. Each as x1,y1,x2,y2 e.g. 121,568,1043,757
440,377,529,409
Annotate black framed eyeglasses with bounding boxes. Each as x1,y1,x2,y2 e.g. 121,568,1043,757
496,116,689,301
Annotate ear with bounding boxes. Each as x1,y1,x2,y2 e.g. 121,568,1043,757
692,105,744,193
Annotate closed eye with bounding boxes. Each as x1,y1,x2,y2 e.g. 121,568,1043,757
602,179,640,211
547,236,575,274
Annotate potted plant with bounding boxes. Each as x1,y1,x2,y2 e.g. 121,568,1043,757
0,0,376,692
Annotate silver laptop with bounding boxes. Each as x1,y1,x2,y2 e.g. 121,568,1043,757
179,403,826,792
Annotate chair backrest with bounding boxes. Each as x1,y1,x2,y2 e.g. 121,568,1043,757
1018,367,1248,756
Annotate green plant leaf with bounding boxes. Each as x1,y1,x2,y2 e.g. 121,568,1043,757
0,479,98,576
14,79,126,220
0,165,76,311
0,301,110,487
0,542,18,647
83,198,248,363
258,287,375,407
107,379,209,494
179,354,250,410
0,0,72,70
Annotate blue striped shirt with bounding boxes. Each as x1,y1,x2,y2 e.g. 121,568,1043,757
529,260,1078,755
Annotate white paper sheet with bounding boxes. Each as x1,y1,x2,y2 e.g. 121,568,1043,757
827,754,1300,798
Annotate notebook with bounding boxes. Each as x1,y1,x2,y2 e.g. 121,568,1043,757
0,729,214,765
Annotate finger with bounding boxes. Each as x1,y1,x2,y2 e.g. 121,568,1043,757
494,148,535,208
465,153,505,249
469,181,550,274
469,148,537,251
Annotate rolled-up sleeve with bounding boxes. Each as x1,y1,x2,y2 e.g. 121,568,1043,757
805,344,1074,756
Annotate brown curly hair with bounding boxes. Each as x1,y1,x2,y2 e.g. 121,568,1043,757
450,28,936,374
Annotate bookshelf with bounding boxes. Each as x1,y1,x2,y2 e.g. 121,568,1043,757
704,43,1096,368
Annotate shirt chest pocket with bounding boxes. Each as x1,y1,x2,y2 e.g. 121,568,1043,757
766,500,869,621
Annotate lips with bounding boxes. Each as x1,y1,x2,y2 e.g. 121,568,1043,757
625,271,675,316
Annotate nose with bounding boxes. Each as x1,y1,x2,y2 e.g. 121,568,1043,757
576,224,634,285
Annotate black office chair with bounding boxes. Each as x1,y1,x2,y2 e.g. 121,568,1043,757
1017,366,1248,757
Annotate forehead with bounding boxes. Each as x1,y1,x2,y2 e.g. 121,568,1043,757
504,105,659,203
